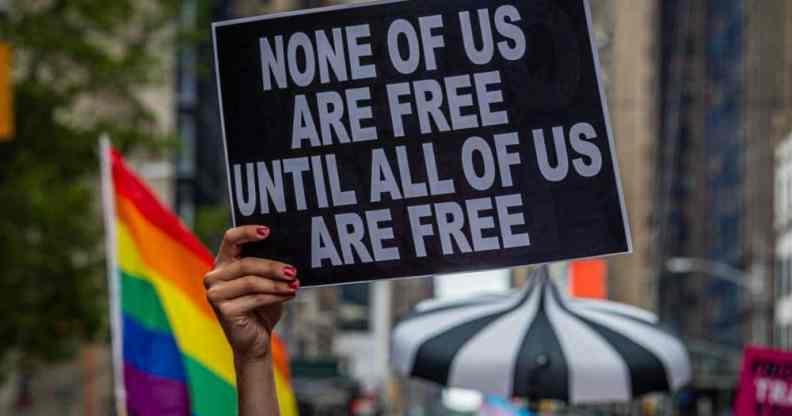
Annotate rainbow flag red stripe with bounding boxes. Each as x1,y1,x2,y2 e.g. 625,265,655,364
102,142,298,415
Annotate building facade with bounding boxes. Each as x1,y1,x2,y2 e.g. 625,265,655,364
744,0,792,349
776,135,792,347
591,0,660,310
652,0,792,412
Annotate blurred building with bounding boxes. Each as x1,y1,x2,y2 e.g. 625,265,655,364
776,134,792,346
591,0,792,346
588,0,792,413
655,0,746,357
591,0,659,310
654,0,738,346
651,0,792,412
744,0,792,349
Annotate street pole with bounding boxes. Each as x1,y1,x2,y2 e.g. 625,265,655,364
665,257,761,295
665,257,770,345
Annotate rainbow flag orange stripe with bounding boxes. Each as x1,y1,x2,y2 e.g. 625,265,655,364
101,142,298,416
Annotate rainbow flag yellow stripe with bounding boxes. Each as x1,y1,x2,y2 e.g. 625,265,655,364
104,146,298,415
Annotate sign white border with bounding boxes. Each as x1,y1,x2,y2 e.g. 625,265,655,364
583,0,633,253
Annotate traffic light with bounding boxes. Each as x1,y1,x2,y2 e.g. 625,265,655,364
0,42,12,142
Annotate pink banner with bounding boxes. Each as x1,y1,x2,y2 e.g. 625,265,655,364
736,346,792,415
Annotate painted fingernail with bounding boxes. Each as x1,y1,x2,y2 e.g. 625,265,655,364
257,227,270,238
283,266,297,278
289,280,300,290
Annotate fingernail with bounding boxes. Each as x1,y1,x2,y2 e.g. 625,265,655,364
289,280,300,290
257,226,270,238
283,266,297,278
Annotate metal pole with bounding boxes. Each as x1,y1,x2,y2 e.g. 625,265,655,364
665,257,762,295
666,257,745,285
665,255,771,341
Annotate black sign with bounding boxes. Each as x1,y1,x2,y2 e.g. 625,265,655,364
213,0,631,287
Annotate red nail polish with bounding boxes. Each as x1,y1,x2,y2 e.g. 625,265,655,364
283,266,297,278
257,227,270,237
289,280,300,290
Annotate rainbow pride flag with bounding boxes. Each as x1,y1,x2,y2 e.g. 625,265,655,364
100,140,298,416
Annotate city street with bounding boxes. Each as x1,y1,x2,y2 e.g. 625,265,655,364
1,0,791,415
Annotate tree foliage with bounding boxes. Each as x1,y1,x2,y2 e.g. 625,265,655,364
0,0,180,375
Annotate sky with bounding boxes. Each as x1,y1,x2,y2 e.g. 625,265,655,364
433,268,512,300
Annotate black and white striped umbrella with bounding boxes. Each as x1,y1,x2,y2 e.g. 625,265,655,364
391,266,691,404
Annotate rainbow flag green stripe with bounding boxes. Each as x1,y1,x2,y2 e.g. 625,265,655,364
121,271,237,415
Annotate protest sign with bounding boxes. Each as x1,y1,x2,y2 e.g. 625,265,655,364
736,346,792,415
212,0,631,286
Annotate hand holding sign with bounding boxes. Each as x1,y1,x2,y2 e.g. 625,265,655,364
213,0,631,287
204,225,298,361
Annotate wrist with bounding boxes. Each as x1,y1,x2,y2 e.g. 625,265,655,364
233,352,279,416
234,352,272,371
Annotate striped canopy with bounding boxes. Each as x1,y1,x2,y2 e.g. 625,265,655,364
392,266,691,404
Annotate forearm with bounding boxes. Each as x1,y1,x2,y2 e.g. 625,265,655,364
235,356,280,416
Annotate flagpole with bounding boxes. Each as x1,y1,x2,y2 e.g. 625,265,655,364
99,136,127,416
